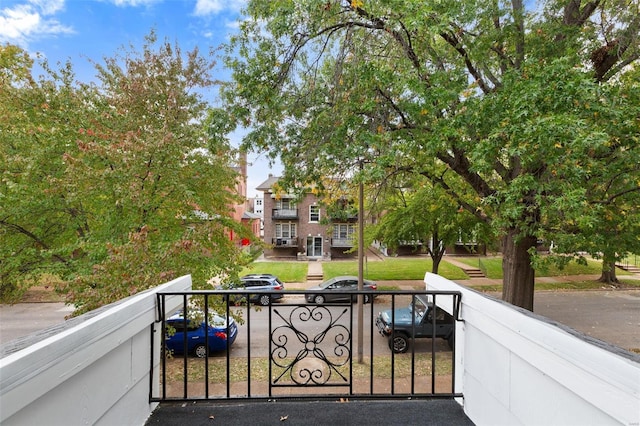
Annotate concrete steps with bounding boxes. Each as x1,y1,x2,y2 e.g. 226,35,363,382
462,268,485,278
441,257,487,279
627,267,640,274
306,273,324,281
617,264,640,274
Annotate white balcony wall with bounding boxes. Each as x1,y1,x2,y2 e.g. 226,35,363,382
425,272,640,426
0,275,191,426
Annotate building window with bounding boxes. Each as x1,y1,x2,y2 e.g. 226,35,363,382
276,199,295,210
309,205,320,222
276,223,297,238
333,224,355,239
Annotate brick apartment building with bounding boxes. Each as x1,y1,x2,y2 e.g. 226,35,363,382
256,175,357,260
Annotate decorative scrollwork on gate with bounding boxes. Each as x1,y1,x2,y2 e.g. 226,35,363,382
270,305,351,386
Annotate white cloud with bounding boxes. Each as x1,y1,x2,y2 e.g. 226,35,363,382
226,19,241,30
112,0,160,6
29,0,65,15
194,0,246,16
194,0,224,16
0,0,73,46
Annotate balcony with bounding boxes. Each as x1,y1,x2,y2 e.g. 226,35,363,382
272,208,298,220
331,237,355,248
399,240,424,246
271,237,298,248
1,274,638,425
328,199,358,222
328,212,358,222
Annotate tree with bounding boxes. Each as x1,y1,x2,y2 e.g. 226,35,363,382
1,44,85,300
538,169,640,285
541,65,640,284
1,36,249,314
223,0,640,310
370,174,489,273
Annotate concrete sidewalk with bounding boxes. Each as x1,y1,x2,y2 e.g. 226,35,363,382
306,260,324,281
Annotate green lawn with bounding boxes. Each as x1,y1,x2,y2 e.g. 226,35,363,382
322,258,468,281
243,257,468,282
241,262,308,282
453,256,623,279
241,255,631,285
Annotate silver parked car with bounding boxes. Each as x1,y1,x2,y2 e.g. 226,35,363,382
305,276,378,304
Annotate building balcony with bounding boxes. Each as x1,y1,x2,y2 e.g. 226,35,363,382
272,209,298,220
328,212,358,222
399,240,424,246
271,237,298,248
2,275,638,425
331,237,355,248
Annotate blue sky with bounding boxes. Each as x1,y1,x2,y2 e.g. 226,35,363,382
0,0,281,198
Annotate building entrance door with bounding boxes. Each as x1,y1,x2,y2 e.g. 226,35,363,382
306,236,323,258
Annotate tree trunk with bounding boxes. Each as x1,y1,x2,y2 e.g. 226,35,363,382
598,258,619,284
501,229,537,311
432,255,442,274
429,234,445,274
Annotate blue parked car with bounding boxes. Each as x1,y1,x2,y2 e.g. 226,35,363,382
165,311,238,358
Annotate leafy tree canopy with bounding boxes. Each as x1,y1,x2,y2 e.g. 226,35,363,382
222,0,640,310
1,34,250,314
369,172,492,273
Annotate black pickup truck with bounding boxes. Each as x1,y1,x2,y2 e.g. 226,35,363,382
375,294,455,353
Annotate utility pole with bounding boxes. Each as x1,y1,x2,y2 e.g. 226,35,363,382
357,159,364,364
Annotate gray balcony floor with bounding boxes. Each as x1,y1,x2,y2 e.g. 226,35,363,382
145,398,474,425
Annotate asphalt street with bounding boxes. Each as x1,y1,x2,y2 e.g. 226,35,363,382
534,289,640,351
1,289,639,352
0,302,73,344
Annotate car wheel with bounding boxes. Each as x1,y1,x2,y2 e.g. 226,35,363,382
363,294,371,304
314,295,325,305
259,294,270,306
389,333,409,353
194,344,208,358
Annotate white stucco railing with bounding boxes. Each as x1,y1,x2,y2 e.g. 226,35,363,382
425,272,640,426
0,275,191,426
